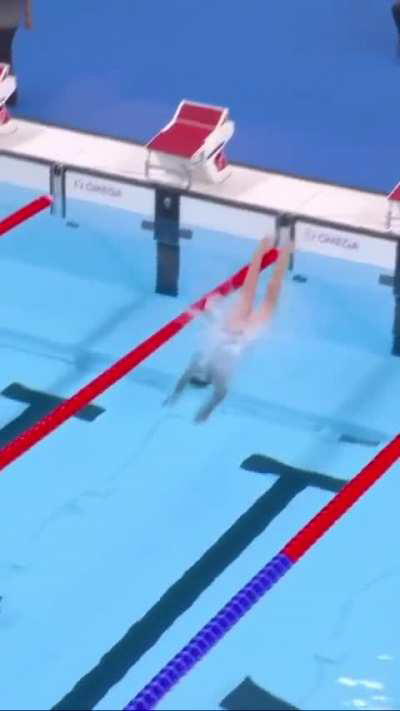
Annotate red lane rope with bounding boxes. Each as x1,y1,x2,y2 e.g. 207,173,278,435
0,248,279,471
0,195,53,238
283,433,400,561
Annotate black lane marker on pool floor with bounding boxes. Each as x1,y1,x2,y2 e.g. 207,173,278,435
379,274,394,287
242,455,345,492
221,676,298,710
338,433,380,447
53,457,345,711
0,383,105,447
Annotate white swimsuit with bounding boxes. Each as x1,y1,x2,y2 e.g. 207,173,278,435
197,303,258,381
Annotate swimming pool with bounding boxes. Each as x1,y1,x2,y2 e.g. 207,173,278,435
0,180,399,711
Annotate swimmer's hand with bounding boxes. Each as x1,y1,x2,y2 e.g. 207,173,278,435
163,393,177,407
194,384,227,423
163,368,192,406
194,407,210,424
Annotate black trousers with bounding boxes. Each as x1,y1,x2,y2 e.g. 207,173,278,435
393,3,400,35
0,27,17,67
0,28,17,103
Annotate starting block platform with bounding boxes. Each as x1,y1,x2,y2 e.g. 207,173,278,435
145,100,234,188
0,63,17,136
386,181,400,232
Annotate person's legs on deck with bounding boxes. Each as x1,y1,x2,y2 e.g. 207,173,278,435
0,28,17,104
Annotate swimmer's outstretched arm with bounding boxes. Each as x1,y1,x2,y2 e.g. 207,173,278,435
163,366,194,406
194,380,228,423
163,351,205,406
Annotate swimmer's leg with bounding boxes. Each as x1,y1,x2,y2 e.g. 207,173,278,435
227,236,273,328
194,375,228,423
249,241,292,327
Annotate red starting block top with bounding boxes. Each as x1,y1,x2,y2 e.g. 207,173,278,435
147,101,227,159
176,102,225,127
388,181,400,202
148,123,212,159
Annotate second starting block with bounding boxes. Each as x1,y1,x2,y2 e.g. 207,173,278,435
146,100,235,188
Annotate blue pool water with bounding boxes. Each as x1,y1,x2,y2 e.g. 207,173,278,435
0,184,399,711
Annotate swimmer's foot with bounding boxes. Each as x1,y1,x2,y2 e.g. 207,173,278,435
283,239,294,254
258,236,274,254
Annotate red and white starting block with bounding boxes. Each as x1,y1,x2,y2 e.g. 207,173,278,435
0,63,17,135
146,100,235,188
386,181,400,232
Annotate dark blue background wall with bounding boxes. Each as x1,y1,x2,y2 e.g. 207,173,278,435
12,0,399,191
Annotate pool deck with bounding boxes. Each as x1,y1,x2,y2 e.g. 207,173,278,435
0,118,396,238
